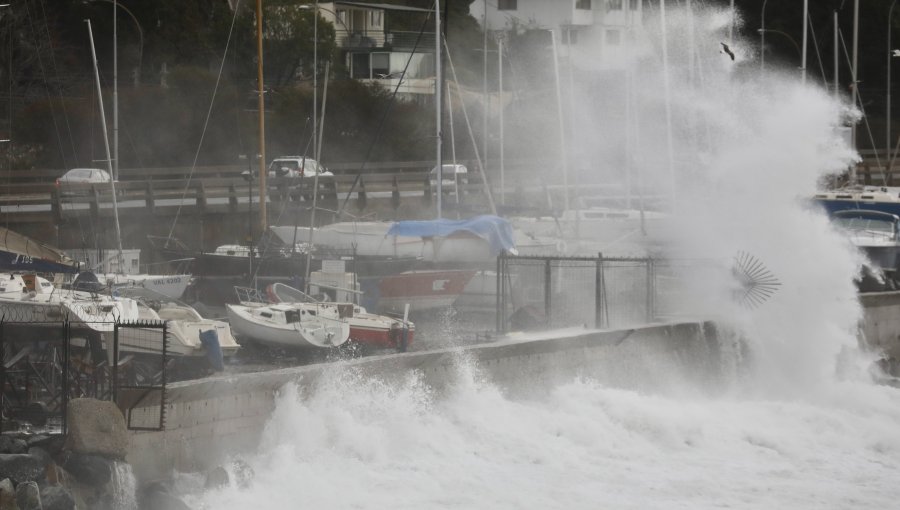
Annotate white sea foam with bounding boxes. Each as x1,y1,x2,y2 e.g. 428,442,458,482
188,369,900,509
187,4,900,508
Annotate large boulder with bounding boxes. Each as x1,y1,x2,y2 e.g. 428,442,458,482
15,481,41,510
64,399,128,460
40,486,75,510
0,454,44,484
0,435,28,454
204,466,229,489
0,478,17,510
61,453,112,486
141,482,191,510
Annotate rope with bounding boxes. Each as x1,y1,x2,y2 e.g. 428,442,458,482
166,0,242,241
337,5,434,217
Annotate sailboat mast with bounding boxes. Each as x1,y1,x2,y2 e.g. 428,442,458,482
113,1,118,181
86,19,124,271
435,0,443,219
256,0,267,233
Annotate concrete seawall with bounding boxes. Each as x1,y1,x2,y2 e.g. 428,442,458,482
127,321,724,484
859,291,900,361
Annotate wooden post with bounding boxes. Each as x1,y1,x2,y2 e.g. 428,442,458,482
195,181,207,214
391,176,400,210
228,184,238,213
145,181,155,214
357,178,367,211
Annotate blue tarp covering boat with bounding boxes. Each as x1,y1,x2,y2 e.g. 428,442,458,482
386,215,517,256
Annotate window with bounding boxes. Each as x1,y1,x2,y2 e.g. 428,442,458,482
575,0,591,9
608,0,623,10
369,11,382,27
498,0,517,11
629,0,639,10
371,53,390,78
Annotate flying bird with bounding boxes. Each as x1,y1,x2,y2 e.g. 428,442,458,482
720,42,735,61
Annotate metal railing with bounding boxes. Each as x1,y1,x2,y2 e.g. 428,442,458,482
0,318,170,434
497,254,703,334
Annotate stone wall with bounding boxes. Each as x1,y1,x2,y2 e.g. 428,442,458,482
128,321,723,484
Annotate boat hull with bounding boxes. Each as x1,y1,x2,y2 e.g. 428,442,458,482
376,270,476,313
226,304,350,349
348,313,415,349
0,294,139,332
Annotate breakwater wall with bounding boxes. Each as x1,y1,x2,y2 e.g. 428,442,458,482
859,291,900,361
127,321,725,484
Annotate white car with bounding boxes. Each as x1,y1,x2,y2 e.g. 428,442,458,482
267,157,333,178
56,168,114,196
57,167,112,185
430,164,467,191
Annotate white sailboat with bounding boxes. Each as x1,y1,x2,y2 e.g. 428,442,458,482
269,282,414,350
0,273,139,332
226,287,350,349
115,287,240,358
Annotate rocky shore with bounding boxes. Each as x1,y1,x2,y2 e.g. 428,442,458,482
0,398,175,510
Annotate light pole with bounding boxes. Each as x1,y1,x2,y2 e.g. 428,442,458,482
85,0,143,72
85,0,144,182
761,0,769,71
888,0,898,161
240,154,257,275
757,29,802,60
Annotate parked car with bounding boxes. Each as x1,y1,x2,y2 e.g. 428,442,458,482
430,164,467,192
267,157,332,179
57,167,111,185
56,168,114,196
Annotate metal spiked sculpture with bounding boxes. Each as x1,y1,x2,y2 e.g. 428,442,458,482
732,251,782,309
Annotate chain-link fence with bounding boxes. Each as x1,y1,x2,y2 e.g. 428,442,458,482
0,319,169,433
113,321,168,431
497,254,707,333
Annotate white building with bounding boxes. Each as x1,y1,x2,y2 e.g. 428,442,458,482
318,2,437,98
470,0,644,68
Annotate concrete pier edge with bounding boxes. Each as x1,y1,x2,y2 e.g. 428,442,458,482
127,320,723,483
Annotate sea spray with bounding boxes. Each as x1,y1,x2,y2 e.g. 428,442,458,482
183,4,900,508
109,461,138,510
188,363,900,509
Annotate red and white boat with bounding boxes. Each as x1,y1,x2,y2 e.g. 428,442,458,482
376,269,477,313
268,282,414,350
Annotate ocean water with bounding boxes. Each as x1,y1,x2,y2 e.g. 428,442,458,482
187,4,900,508
186,366,900,509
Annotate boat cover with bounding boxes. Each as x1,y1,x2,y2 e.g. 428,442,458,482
387,215,517,255
0,227,79,273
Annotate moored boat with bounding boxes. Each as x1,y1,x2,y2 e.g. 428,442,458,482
115,287,240,359
814,186,900,217
226,288,351,349
0,273,139,332
376,269,477,313
268,282,414,350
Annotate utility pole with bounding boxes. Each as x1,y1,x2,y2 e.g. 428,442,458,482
801,0,808,85
256,0,267,232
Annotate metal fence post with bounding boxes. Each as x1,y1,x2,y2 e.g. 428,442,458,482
496,253,502,333
112,322,119,404
595,255,603,329
0,319,4,432
160,321,168,430
646,258,655,323
62,320,70,434
544,259,552,326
